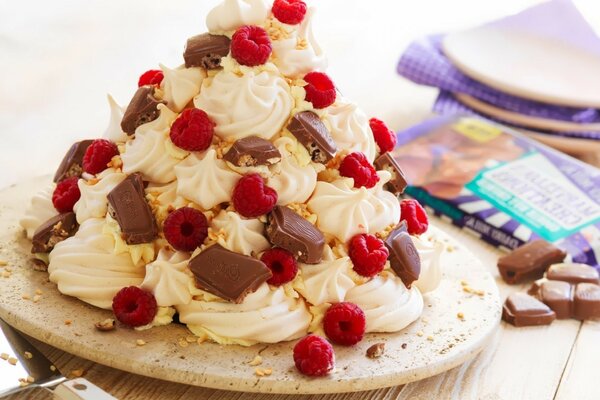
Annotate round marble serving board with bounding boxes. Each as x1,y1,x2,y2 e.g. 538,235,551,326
0,177,501,394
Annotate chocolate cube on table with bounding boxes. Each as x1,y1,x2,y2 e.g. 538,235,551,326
502,292,556,327
497,240,566,284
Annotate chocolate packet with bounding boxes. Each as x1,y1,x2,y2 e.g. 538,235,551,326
393,115,600,267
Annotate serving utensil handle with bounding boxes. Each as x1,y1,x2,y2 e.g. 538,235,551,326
53,378,116,400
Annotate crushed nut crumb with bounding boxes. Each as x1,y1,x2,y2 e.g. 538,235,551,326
21,294,31,300
64,320,72,326
401,343,407,349
1,353,9,360
457,312,465,320
197,337,206,345
33,295,41,303
27,376,34,383
366,343,385,359
136,339,146,346
2,271,11,278
249,355,263,366
69,369,84,378
8,357,18,366
416,331,424,337
178,338,189,348
185,336,196,343
0,260,7,266
255,367,272,377
460,280,468,286
427,336,434,342
24,351,33,359
35,289,43,295
95,319,116,332
50,365,57,372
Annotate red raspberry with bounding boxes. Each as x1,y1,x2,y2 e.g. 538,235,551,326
303,72,336,109
339,152,380,189
52,177,81,213
232,174,278,218
400,199,429,235
138,69,164,87
170,109,215,152
348,234,389,278
323,302,366,346
369,118,397,154
293,335,335,377
112,286,158,327
261,248,298,286
272,0,307,25
163,207,209,252
231,26,272,67
82,139,119,175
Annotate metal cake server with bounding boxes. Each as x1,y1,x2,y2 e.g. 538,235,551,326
0,319,116,399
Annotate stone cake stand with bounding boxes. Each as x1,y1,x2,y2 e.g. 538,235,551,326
0,176,501,394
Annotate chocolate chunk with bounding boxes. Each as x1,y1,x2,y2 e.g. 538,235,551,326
31,212,78,254
287,112,337,163
497,240,566,284
546,263,600,285
184,33,231,69
121,85,166,135
106,173,158,244
373,153,408,195
502,292,556,327
385,222,421,288
573,283,600,320
53,140,94,182
223,137,281,167
188,244,272,303
366,343,385,359
266,206,325,264
540,280,573,319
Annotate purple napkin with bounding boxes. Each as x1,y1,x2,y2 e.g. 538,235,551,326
396,0,600,131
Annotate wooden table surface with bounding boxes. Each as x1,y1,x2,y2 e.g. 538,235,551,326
3,0,600,399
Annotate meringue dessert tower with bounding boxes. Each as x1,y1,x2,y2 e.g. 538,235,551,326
20,0,443,347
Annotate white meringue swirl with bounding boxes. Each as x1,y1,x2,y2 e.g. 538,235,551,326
121,104,180,184
294,246,356,306
174,149,240,210
345,273,423,333
206,0,269,33
325,98,377,162
194,68,293,140
20,184,56,240
48,218,145,309
210,210,270,256
160,64,205,113
307,171,401,242
413,232,444,294
73,169,126,224
272,8,328,78
177,284,311,346
267,137,317,205
103,94,128,143
141,249,194,307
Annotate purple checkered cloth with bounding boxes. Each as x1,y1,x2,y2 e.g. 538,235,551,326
396,34,600,125
433,91,600,140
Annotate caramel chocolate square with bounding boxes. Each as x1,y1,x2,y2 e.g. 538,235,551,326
53,140,94,183
502,292,556,327
385,222,421,288
31,212,78,254
497,240,566,284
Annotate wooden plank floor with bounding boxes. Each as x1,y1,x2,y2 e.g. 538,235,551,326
6,221,599,400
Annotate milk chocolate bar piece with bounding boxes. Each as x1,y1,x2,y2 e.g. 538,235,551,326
546,263,600,285
573,283,600,320
106,173,158,245
189,244,272,303
223,137,282,167
385,222,421,288
502,292,556,327
266,206,325,264
31,212,78,254
287,111,337,163
121,85,166,135
373,153,408,195
184,33,231,69
540,280,573,319
497,240,566,284
53,140,94,182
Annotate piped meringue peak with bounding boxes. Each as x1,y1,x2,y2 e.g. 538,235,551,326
22,0,438,351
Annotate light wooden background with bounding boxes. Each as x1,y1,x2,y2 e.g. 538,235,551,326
3,0,600,399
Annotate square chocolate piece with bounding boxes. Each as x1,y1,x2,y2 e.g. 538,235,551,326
502,292,556,327
497,240,566,284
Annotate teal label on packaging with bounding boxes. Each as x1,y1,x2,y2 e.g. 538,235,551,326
466,152,600,242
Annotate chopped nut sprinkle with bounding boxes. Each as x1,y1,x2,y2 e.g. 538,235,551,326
136,339,146,346
69,369,84,378
366,343,385,359
95,318,116,332
0,260,7,266
416,331,424,337
24,352,33,359
21,294,31,300
50,365,57,372
35,289,43,295
1,353,9,360
249,355,263,366
427,336,434,342
27,376,34,383
2,271,12,278
457,312,465,320
178,338,189,348
64,320,72,326
185,336,197,343
33,295,41,303
8,357,18,365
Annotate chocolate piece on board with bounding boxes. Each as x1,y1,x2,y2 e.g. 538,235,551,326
573,283,600,320
53,140,94,182
502,292,556,327
184,33,231,69
188,244,272,303
31,213,78,254
540,280,573,319
223,136,282,167
287,111,337,163
121,85,166,135
373,153,408,195
546,263,600,285
385,222,421,288
107,173,158,244
266,206,325,264
497,240,566,284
